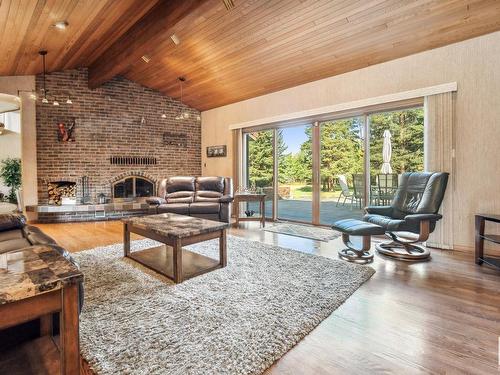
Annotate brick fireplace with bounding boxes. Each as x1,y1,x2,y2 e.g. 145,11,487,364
32,68,201,221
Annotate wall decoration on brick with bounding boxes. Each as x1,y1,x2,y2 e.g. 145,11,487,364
163,132,188,147
35,68,201,204
206,145,227,157
57,120,75,142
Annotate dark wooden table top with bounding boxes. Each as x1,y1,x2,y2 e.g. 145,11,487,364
476,213,500,223
0,245,83,305
234,193,266,201
122,213,229,239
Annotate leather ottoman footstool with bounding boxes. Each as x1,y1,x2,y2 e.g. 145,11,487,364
332,219,385,263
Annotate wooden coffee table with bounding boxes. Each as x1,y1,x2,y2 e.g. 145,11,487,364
123,213,229,283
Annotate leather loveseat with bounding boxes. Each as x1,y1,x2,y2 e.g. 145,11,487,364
147,176,233,222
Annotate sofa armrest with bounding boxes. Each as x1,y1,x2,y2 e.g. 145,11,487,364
146,197,166,206
404,213,442,224
219,195,234,203
365,206,393,216
0,213,26,231
23,225,57,245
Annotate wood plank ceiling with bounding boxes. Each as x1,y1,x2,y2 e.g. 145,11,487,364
0,0,159,75
1,0,500,111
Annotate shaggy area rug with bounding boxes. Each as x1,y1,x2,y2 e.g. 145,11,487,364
73,236,374,375
263,222,340,242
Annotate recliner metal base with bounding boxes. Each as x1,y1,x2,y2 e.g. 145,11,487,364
376,241,431,262
338,248,374,263
338,233,374,264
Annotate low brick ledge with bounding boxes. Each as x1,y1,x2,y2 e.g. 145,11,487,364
26,202,151,213
26,203,157,223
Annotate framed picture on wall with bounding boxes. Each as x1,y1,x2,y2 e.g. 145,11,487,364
206,145,227,157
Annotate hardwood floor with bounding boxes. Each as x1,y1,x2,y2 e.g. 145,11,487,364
34,220,500,374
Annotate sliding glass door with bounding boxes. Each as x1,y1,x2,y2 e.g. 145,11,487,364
368,108,424,207
242,105,424,226
245,130,274,218
277,125,313,223
319,117,365,225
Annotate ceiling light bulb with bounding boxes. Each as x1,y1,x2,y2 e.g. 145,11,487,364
53,100,59,106
66,98,72,104
42,97,48,104
182,112,189,119
170,34,180,45
54,21,68,30
161,114,167,119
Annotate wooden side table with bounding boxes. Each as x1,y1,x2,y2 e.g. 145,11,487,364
0,245,82,374
475,213,500,270
233,193,266,227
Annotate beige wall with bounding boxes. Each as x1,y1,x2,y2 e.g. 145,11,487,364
0,76,37,218
202,31,500,250
0,125,22,195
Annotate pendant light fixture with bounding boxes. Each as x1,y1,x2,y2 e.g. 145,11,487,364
175,77,190,120
40,50,49,104
35,50,72,106
160,77,200,122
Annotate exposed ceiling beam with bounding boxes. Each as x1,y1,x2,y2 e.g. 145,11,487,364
88,0,212,89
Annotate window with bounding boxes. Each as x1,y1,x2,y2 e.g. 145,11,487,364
242,104,425,225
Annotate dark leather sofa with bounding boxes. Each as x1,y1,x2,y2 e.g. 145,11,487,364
147,176,233,222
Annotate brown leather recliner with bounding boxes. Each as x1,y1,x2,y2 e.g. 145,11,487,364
147,176,233,222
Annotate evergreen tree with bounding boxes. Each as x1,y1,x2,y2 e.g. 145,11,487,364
247,129,287,188
369,108,424,175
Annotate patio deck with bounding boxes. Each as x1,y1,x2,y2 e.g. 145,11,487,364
247,199,364,225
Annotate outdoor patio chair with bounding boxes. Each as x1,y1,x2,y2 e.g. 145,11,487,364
336,175,354,207
352,174,380,208
352,174,366,209
376,173,398,205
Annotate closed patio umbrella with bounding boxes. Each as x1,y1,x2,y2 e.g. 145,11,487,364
381,129,392,173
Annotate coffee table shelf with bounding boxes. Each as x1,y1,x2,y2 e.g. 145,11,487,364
123,213,228,283
128,245,222,281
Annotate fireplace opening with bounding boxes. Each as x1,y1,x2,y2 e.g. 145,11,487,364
112,176,155,202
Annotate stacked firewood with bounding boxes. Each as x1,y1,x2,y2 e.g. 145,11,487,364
48,182,77,205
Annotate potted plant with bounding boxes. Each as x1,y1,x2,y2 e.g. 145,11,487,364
0,158,21,203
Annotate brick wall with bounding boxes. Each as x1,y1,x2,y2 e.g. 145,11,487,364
36,68,201,204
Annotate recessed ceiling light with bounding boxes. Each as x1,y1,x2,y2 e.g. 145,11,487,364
170,34,180,45
222,0,235,10
53,21,68,30
141,55,151,63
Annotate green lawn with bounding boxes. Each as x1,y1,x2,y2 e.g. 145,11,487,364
285,183,341,200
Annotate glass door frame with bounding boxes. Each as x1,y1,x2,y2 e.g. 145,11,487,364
241,100,424,226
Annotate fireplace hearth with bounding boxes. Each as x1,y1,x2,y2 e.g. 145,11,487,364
112,175,155,202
